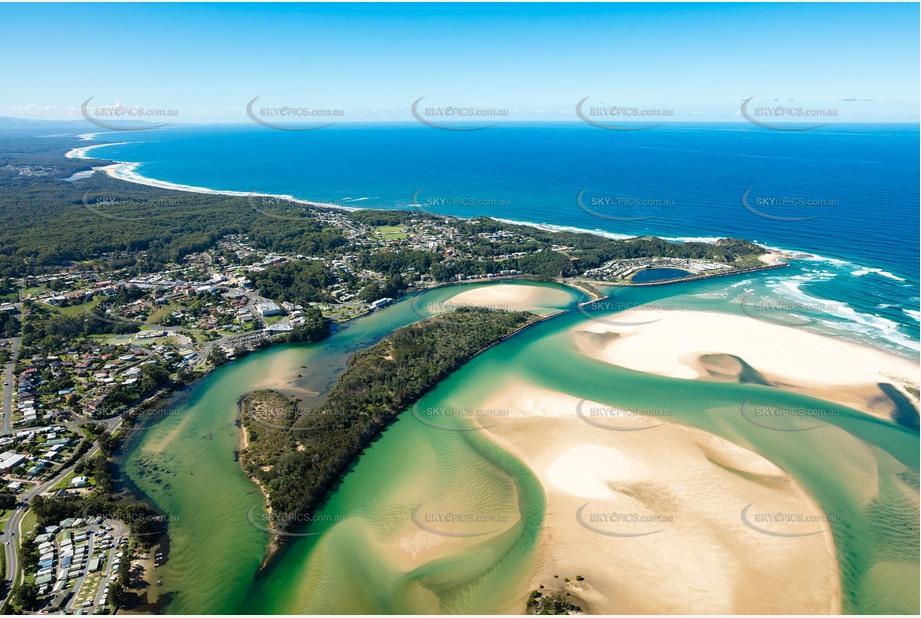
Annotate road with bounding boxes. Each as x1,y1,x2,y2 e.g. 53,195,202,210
1,337,21,435
1,426,112,607
2,282,24,436
90,519,124,610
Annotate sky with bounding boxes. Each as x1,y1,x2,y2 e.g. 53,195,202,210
0,2,918,123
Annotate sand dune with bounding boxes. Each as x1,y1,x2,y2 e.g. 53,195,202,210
572,309,920,424
478,381,841,614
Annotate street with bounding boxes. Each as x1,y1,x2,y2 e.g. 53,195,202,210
1,337,21,435
1,427,112,608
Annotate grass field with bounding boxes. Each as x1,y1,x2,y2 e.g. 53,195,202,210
20,508,37,537
375,225,409,240
23,285,50,298
55,296,102,317
145,303,181,325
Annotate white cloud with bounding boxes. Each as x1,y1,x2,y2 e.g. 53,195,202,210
4,104,80,119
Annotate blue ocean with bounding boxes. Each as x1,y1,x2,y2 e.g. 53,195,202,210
76,123,919,356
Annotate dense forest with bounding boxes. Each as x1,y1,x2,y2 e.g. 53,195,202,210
239,307,539,535
250,260,338,306
0,136,347,278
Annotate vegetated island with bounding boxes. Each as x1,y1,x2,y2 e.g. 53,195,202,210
237,306,540,563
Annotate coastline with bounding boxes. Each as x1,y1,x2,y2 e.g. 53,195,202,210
82,155,723,246
65,141,126,160
63,136,918,361
86,154,801,260
62,139,657,241
59,140,881,273
98,162,359,213
65,139,358,212
758,252,787,266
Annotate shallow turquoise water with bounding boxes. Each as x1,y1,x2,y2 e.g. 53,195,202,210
120,277,918,614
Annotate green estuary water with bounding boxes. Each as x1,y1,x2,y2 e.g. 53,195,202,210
116,281,577,614
118,276,919,614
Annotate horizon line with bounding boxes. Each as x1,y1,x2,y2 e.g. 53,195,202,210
3,117,919,127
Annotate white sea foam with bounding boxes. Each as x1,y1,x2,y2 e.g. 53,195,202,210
492,218,637,240
800,253,852,267
669,236,724,243
753,254,916,354
761,271,919,355
491,219,733,245
851,266,907,282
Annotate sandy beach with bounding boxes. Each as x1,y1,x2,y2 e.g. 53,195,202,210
65,143,124,160
758,252,787,266
442,283,573,312
572,309,920,423
72,159,361,213
478,381,841,614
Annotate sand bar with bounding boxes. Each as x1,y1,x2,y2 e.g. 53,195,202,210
478,381,841,614
442,284,572,312
572,309,920,422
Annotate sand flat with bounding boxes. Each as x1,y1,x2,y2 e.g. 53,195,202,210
443,283,572,312
477,381,841,614
572,309,920,422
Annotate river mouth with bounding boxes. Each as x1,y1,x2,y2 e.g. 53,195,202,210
119,279,919,615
